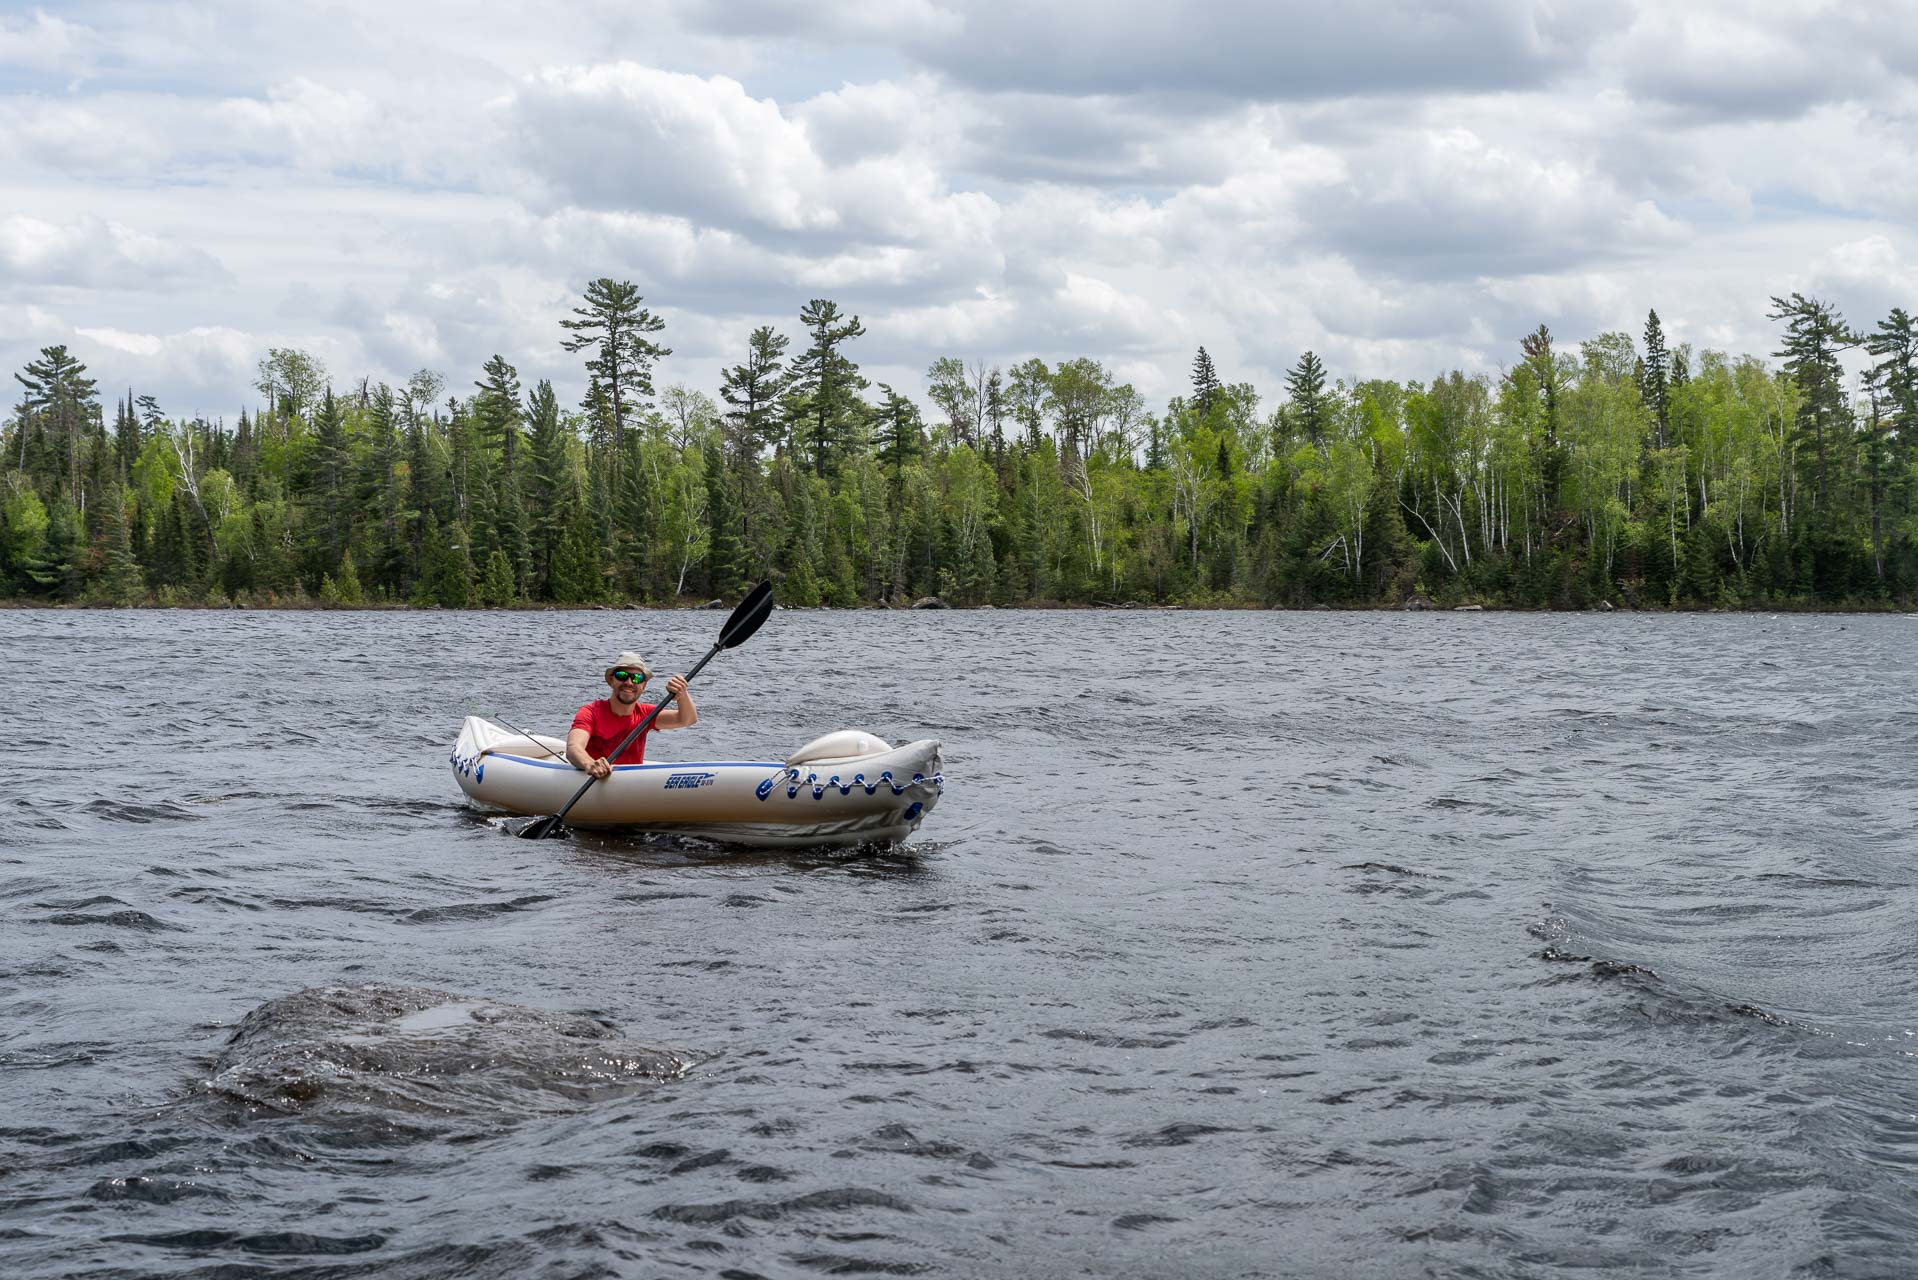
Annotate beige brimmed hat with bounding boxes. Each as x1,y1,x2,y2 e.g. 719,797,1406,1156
606,651,653,679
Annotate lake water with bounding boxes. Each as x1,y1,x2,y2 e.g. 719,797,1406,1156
3,607,1916,1278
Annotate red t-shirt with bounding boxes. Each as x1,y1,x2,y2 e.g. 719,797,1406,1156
571,698,657,765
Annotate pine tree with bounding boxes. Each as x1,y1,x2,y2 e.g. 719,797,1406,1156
719,326,791,466
477,548,516,607
984,368,1007,459
558,279,669,462
1768,292,1858,513
791,299,868,476
549,493,603,604
114,391,140,476
1866,308,1917,432
872,384,924,499
15,344,99,498
414,513,475,608
1191,347,1221,417
704,441,744,597
1285,351,1329,446
524,379,569,597
335,548,364,604
1641,309,1671,447
308,387,351,576
1866,308,1918,531
1518,324,1563,510
357,383,407,598
495,467,532,596
472,353,524,476
84,481,144,605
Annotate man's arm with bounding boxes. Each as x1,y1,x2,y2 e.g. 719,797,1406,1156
650,674,698,730
566,727,611,778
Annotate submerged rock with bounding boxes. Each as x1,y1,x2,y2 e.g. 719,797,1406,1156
207,984,686,1115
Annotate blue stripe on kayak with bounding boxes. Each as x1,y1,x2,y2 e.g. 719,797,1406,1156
490,754,782,771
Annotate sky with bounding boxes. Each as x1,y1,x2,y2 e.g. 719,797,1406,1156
3,0,1916,422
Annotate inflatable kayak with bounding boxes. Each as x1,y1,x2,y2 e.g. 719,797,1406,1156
450,717,943,848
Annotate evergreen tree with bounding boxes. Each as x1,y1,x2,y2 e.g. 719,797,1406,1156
357,383,407,598
1866,308,1918,433
1285,351,1329,446
1518,324,1564,511
84,481,144,605
1768,292,1858,513
1191,347,1221,417
308,387,351,576
791,299,868,476
524,379,569,597
872,384,925,499
414,513,475,608
704,441,744,597
16,344,99,498
1641,308,1671,447
984,368,1007,458
114,391,140,476
549,491,603,604
477,548,516,607
473,353,524,476
719,326,791,466
558,278,669,461
495,467,532,596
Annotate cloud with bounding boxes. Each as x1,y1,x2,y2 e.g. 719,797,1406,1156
61,325,260,414
1605,2,1918,120
0,215,228,288
679,0,1619,99
1309,124,1687,278
508,63,833,232
4,0,1915,421
215,78,383,169
0,7,96,74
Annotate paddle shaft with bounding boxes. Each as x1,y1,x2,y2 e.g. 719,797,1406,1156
543,638,726,829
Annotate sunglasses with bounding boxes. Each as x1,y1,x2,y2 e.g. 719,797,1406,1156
610,669,649,684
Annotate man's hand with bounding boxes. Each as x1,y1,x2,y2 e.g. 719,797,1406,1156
665,673,688,699
587,756,613,780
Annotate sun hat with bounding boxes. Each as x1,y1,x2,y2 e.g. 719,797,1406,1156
606,651,653,679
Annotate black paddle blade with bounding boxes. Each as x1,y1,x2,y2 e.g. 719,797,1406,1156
719,581,775,649
514,814,567,840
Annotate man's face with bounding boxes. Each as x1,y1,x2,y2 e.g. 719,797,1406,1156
607,668,647,705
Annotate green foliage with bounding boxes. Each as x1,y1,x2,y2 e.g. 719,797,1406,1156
7,291,1918,612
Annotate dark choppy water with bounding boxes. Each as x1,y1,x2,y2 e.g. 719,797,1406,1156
4,607,1917,1279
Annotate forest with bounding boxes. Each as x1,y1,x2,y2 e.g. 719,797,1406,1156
4,281,1916,610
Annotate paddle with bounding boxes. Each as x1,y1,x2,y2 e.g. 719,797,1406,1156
515,581,776,840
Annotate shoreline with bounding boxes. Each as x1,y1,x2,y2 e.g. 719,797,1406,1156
3,598,1912,616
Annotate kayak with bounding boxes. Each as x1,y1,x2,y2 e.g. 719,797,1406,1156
449,717,944,848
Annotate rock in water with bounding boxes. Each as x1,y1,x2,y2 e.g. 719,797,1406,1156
207,984,686,1114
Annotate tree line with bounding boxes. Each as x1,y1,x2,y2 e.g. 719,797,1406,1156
4,279,1916,610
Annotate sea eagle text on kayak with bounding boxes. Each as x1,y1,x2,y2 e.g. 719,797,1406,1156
566,650,696,779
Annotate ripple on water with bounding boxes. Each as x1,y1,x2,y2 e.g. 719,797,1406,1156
7,609,1918,1277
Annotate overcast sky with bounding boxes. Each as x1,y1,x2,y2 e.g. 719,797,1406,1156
3,0,1915,421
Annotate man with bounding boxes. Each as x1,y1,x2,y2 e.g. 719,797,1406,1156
565,651,696,779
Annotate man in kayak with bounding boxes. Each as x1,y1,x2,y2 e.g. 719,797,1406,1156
565,651,696,779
